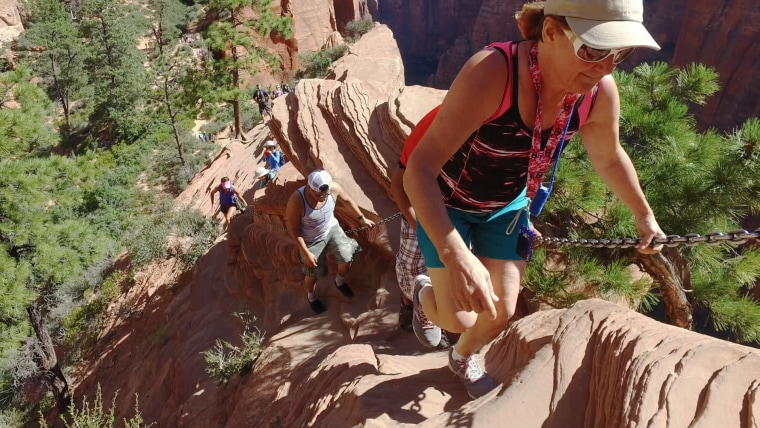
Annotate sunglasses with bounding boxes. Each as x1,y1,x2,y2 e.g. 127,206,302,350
562,28,635,65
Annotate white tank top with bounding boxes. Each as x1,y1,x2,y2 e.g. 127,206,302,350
299,186,339,243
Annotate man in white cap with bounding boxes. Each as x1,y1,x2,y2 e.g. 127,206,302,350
285,169,375,313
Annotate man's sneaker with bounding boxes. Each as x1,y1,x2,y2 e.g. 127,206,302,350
335,282,355,299
309,298,327,314
399,298,413,332
448,350,497,399
412,275,441,348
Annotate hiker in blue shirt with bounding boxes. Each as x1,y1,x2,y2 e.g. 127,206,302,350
257,140,287,188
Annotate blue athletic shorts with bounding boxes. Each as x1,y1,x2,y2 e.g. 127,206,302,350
416,190,529,268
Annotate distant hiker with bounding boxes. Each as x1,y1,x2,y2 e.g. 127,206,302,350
253,84,271,120
273,84,284,99
282,83,291,94
211,176,247,230
255,166,275,188
403,0,666,399
285,170,375,314
261,140,287,173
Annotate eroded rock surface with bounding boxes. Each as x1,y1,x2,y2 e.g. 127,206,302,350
69,22,760,428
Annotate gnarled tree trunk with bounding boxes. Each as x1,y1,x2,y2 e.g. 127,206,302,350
26,303,71,414
637,247,694,329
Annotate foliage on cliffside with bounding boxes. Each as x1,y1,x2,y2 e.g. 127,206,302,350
527,62,760,343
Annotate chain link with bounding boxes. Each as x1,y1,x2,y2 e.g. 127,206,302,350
252,209,759,250
536,228,760,249
252,211,403,235
343,212,403,235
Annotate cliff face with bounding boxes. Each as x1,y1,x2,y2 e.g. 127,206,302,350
376,0,485,83
66,24,760,428
243,0,374,86
377,0,760,131
0,0,22,44
668,0,760,132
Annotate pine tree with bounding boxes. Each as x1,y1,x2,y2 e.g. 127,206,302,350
202,0,292,140
77,0,150,145
18,0,90,135
528,62,760,344
146,0,195,166
0,66,59,157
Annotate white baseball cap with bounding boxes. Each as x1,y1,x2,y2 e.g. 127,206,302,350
264,140,276,147
545,0,660,50
307,170,332,192
255,167,270,178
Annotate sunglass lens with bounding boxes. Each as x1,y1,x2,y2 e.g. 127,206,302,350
578,45,635,64
577,45,611,62
612,47,635,64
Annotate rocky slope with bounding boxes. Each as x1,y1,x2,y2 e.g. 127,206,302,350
66,24,760,427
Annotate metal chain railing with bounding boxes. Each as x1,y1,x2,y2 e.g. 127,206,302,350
536,228,760,249
252,208,760,249
253,211,403,236
343,212,403,235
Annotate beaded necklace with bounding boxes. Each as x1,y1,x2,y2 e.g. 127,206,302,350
526,42,579,198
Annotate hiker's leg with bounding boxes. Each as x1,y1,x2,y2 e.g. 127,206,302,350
303,274,318,294
327,225,359,277
447,257,523,356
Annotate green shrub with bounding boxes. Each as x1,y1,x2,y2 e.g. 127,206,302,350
295,45,349,79
0,407,25,427
42,384,152,428
203,315,264,384
61,272,122,352
126,219,172,269
199,120,229,138
171,209,217,269
344,18,375,43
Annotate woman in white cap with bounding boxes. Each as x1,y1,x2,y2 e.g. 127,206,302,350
261,140,285,172
258,140,287,188
285,170,375,314
403,0,667,399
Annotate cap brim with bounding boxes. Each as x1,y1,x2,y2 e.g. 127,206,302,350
567,17,660,51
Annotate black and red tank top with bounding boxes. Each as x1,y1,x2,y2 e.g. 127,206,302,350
402,41,597,214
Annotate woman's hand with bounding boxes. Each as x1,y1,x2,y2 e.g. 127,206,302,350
635,213,666,254
446,250,500,319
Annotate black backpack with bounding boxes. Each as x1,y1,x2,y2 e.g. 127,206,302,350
254,89,268,103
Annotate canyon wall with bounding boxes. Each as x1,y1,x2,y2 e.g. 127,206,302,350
377,0,760,132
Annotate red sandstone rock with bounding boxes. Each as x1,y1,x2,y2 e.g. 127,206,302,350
65,10,760,428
